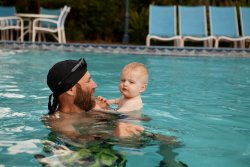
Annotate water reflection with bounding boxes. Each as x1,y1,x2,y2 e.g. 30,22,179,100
38,111,187,167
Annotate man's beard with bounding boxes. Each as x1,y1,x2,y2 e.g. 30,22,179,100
74,83,96,111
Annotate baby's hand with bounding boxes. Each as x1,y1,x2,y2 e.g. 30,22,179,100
96,96,108,103
95,96,109,109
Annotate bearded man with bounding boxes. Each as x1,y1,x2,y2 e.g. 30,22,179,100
44,58,144,141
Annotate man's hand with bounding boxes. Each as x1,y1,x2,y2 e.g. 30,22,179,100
113,121,144,138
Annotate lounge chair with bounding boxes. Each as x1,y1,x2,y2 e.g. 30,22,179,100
146,5,181,47
179,6,215,47
209,6,243,48
0,6,23,41
32,6,70,43
239,6,250,48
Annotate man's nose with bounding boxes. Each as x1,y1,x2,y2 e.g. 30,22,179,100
92,80,97,88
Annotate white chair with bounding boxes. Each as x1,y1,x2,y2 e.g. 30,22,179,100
0,6,24,41
38,7,62,42
32,6,70,43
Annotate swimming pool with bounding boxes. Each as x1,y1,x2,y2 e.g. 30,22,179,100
0,49,250,167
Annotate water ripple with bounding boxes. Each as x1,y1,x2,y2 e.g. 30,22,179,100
0,139,42,155
0,93,25,98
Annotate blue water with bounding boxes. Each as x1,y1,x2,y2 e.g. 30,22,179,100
0,50,250,167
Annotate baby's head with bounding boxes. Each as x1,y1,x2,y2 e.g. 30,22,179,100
122,62,149,84
120,62,149,98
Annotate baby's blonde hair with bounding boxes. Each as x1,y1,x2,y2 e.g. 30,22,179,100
122,62,149,84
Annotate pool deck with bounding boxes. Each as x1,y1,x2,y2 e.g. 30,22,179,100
1,41,250,57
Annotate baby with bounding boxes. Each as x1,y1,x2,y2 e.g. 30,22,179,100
95,62,149,113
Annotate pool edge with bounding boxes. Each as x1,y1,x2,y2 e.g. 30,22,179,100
1,41,250,57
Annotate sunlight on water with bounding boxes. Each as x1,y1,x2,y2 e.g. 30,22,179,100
0,93,25,98
0,139,42,154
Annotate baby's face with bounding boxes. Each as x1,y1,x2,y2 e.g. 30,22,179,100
119,69,146,98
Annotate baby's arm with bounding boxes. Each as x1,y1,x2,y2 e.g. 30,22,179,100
94,96,122,113
96,96,120,105
94,97,109,110
107,98,120,105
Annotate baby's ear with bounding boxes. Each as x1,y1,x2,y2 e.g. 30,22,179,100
140,84,147,93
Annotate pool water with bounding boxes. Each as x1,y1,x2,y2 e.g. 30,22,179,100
0,50,250,167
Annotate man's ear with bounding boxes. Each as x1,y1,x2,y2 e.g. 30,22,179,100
140,84,147,93
66,87,75,96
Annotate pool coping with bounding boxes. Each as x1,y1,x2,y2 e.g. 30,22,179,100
1,41,250,57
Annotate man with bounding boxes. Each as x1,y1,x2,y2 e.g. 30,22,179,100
47,58,96,115
45,58,144,141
